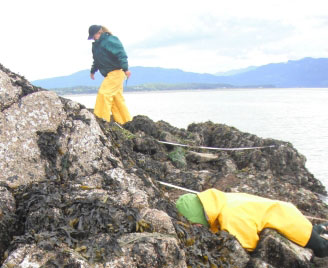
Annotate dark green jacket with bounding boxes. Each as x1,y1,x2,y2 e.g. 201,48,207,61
91,33,128,77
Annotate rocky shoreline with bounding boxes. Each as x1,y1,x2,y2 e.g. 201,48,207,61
1,63,328,267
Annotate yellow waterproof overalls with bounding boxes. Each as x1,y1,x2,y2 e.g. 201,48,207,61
198,189,313,251
94,69,132,124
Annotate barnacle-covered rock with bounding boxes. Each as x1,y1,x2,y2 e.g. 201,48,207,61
139,208,176,235
2,244,90,268
0,186,16,263
1,64,328,267
250,229,313,268
0,64,40,111
121,115,328,218
0,91,66,188
175,224,250,268
116,233,187,268
186,151,219,163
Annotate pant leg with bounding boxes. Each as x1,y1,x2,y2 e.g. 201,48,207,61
94,70,130,122
94,74,116,122
111,90,132,124
305,227,328,258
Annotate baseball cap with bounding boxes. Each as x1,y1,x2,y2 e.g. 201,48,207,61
88,25,102,40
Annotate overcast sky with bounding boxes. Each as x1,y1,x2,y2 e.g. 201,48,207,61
1,0,328,81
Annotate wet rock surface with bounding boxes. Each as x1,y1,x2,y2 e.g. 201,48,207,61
248,229,313,268
1,63,328,267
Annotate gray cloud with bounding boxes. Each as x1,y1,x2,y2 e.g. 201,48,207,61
130,17,295,54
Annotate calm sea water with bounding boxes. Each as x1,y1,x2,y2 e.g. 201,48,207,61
66,88,328,191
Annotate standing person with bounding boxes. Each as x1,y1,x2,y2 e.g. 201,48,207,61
88,25,132,124
176,188,328,257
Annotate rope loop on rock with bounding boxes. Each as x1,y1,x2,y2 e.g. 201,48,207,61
114,122,276,151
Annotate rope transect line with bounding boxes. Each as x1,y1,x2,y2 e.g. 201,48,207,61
158,140,276,151
158,181,199,194
113,122,276,151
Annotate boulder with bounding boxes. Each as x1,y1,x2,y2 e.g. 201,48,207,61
1,64,328,267
0,91,66,188
249,229,313,268
0,64,40,111
186,151,219,163
2,244,90,268
0,186,16,263
122,116,328,218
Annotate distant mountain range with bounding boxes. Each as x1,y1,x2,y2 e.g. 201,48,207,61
32,57,328,91
215,66,258,76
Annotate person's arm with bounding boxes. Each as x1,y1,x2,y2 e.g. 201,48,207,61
90,43,99,79
90,60,98,80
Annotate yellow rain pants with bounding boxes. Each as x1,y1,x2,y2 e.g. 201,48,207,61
94,69,132,124
197,189,313,251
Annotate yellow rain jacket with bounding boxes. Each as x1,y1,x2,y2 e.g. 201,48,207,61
197,189,313,251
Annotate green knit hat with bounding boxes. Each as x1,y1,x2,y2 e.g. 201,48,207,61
176,193,209,227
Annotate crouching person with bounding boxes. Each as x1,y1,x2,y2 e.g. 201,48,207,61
176,188,328,258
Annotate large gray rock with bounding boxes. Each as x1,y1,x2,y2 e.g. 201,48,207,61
1,64,328,267
187,122,326,195
0,91,66,188
124,116,328,218
0,186,16,263
249,229,313,268
116,233,187,268
0,65,39,111
2,244,91,267
0,62,189,266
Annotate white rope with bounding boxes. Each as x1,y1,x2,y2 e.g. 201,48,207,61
158,140,275,151
305,215,328,222
158,181,199,194
112,123,275,151
114,122,124,129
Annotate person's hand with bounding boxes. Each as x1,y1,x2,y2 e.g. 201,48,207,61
90,73,95,80
125,70,131,79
